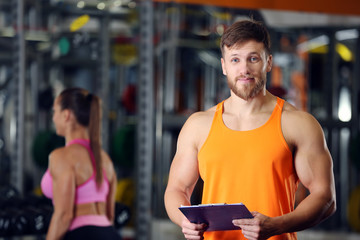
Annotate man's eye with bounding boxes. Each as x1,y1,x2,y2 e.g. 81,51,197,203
250,57,259,62
231,58,239,63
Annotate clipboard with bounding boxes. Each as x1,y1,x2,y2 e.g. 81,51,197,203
179,203,253,231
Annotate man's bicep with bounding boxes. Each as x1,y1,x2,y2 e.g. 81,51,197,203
167,122,200,195
295,147,333,191
294,117,334,193
167,154,199,195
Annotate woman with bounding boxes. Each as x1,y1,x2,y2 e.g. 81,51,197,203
41,88,121,240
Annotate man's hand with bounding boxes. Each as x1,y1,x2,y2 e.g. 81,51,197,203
181,217,207,240
232,211,278,240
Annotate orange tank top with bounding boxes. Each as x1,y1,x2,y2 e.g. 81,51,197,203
198,97,298,240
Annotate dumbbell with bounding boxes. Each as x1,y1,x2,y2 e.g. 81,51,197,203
0,207,29,237
10,208,30,236
23,206,51,234
0,188,23,237
0,209,12,237
0,191,53,236
114,202,131,229
0,185,20,200
23,194,53,234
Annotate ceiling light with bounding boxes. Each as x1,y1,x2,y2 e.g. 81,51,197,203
335,29,359,41
77,1,85,8
297,35,329,52
114,0,122,7
97,2,106,10
128,1,136,8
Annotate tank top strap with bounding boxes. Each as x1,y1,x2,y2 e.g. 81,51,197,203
215,101,224,112
274,97,285,118
276,97,285,109
67,138,90,147
213,101,225,125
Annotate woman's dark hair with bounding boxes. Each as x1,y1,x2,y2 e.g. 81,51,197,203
59,88,103,186
220,19,271,56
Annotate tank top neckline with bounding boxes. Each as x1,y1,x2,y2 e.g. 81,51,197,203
218,97,283,133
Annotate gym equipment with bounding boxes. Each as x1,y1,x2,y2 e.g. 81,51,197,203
112,43,138,65
0,65,11,90
32,130,65,168
114,202,131,229
37,87,54,111
70,14,90,32
0,210,12,237
59,37,70,56
0,185,20,200
347,185,360,232
349,132,360,171
111,125,136,168
115,178,135,208
10,208,29,236
121,84,136,114
0,189,53,237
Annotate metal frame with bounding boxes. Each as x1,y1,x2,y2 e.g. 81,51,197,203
10,0,25,194
136,0,154,239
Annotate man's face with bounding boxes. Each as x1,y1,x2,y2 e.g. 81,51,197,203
221,40,272,100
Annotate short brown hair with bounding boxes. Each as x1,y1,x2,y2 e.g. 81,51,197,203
220,19,271,56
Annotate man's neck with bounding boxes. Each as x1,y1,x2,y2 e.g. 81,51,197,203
225,90,274,116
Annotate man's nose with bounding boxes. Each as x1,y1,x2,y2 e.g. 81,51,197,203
237,61,250,75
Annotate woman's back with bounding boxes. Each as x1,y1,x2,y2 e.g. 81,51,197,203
55,140,115,217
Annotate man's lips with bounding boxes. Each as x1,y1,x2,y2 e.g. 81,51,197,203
237,77,254,82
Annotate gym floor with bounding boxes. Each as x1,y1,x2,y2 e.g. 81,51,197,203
1,220,360,240
150,219,360,240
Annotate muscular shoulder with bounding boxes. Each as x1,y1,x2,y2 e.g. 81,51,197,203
282,102,320,127
186,106,216,127
282,102,325,146
179,105,217,150
181,105,217,136
48,147,74,176
101,150,116,179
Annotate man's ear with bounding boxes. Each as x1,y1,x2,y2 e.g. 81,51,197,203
266,55,273,72
221,58,227,76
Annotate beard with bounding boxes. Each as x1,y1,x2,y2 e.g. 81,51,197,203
227,75,265,101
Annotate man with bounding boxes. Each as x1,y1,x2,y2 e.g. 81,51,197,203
164,19,336,240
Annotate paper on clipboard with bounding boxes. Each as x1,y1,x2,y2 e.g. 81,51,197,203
179,203,253,231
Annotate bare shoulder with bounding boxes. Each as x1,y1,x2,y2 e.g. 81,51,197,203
101,150,112,163
101,150,115,171
183,105,217,129
101,150,116,180
178,105,217,150
282,102,321,127
48,147,73,176
282,101,325,145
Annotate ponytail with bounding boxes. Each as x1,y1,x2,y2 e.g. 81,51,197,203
59,88,103,187
88,94,103,187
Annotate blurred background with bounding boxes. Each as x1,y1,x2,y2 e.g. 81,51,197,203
0,0,360,239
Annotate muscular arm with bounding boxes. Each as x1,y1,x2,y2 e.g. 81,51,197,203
46,149,75,240
234,110,336,239
278,112,336,233
164,114,201,226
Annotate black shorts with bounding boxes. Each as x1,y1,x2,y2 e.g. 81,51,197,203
63,225,122,240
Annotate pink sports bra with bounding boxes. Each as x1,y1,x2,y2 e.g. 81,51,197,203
40,139,109,204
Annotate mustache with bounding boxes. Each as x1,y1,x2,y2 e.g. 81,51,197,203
236,74,255,79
